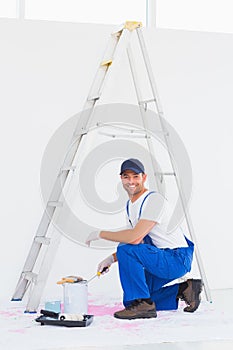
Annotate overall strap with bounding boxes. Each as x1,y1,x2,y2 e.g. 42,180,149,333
126,199,132,226
126,191,156,227
138,191,156,220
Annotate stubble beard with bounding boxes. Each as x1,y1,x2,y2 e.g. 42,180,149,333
124,184,144,199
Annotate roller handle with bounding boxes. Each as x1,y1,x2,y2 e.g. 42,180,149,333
97,266,109,276
40,309,59,319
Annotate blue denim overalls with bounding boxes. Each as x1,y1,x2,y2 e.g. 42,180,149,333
117,191,194,310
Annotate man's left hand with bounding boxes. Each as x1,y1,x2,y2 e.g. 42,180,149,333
85,231,100,246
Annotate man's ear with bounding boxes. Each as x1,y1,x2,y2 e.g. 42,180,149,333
142,173,147,182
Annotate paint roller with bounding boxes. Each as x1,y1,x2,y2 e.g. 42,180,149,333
59,313,84,321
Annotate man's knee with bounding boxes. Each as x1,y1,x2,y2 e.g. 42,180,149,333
117,243,136,260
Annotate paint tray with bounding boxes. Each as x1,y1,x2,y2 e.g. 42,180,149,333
35,310,94,327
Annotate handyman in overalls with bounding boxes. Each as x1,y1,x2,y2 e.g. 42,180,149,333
86,158,203,320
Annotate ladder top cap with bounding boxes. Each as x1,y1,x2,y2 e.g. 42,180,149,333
124,21,142,31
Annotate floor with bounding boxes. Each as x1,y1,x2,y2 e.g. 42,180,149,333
70,341,233,350
0,289,232,350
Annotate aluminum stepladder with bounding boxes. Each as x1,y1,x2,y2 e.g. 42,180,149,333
12,21,211,312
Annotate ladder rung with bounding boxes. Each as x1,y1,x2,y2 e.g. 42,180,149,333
101,59,112,67
87,96,100,102
60,166,76,172
73,129,88,138
111,24,124,37
34,237,51,245
47,201,63,207
156,172,176,176
22,272,37,282
99,131,151,139
139,98,156,105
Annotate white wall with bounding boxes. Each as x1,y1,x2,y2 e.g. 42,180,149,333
0,18,233,305
157,0,233,33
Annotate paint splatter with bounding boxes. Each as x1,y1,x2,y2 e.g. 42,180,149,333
8,328,26,334
88,302,123,316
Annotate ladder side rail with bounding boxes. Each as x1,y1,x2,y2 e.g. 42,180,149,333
12,133,86,302
62,29,136,180
136,28,211,302
12,165,78,302
12,35,116,301
80,27,134,130
11,24,132,306
69,29,137,167
12,167,76,300
24,229,62,312
126,43,164,193
23,27,135,309
24,128,104,309
56,28,141,207
12,204,58,300
82,33,120,109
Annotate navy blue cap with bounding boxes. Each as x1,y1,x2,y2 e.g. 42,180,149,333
120,158,145,175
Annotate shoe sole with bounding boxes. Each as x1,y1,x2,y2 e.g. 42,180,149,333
183,279,203,313
114,310,157,320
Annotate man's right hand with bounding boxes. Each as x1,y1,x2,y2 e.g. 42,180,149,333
98,255,115,275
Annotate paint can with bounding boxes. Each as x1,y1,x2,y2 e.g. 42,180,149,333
62,280,88,314
44,300,61,313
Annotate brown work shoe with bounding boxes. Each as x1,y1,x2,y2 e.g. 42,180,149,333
114,299,157,320
178,279,203,312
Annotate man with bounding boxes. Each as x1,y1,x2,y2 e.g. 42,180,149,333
85,158,203,320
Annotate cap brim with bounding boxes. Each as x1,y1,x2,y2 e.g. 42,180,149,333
120,167,142,175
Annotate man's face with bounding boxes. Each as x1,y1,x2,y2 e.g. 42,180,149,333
121,170,147,197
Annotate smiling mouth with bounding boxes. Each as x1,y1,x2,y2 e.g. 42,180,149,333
127,185,137,191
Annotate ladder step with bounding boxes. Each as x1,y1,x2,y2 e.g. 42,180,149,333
101,59,112,67
60,166,76,172
139,98,156,105
99,131,151,139
87,96,100,102
22,272,38,282
139,99,157,111
111,24,124,37
47,201,63,207
34,237,51,245
156,172,176,176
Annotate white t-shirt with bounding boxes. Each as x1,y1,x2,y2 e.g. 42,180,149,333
126,190,188,249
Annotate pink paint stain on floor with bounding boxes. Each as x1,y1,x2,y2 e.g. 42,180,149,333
88,302,123,316
0,310,19,317
8,328,26,334
88,302,150,331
